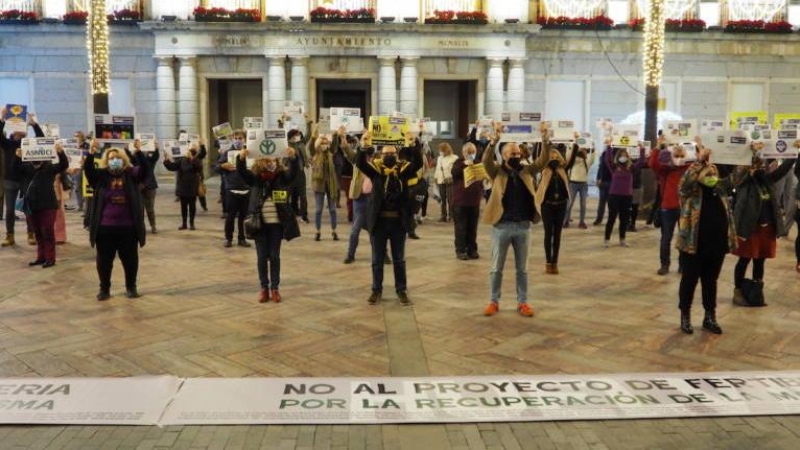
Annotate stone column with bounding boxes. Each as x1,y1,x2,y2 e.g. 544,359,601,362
399,57,419,116
485,58,505,117
378,57,397,115
268,56,287,127
506,58,526,113
155,56,177,140
177,56,198,133
290,56,309,111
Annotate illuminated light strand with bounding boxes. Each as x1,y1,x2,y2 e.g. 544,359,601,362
543,0,604,18
643,0,665,88
728,0,785,22
87,0,111,95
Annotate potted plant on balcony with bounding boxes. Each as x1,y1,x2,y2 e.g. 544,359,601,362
107,8,140,24
630,17,706,32
0,9,39,25
193,7,261,22
537,14,613,30
309,7,375,23
725,19,792,33
63,10,88,25
231,8,261,22
425,9,487,25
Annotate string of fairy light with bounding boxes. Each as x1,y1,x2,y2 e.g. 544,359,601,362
87,0,111,95
642,0,665,88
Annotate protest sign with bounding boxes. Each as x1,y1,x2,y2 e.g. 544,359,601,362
501,112,541,123
243,117,264,130
368,116,408,146
773,113,800,130
758,139,799,160
664,120,697,144
611,124,641,147
42,123,60,138
4,104,28,134
330,108,363,133
729,111,767,129
162,139,186,158
136,133,157,153
247,129,289,159
464,163,489,188
498,123,537,143
701,131,752,166
212,122,233,139
699,119,725,134
552,120,575,141
58,138,83,169
94,115,135,141
227,150,255,169
21,137,59,163
477,119,494,138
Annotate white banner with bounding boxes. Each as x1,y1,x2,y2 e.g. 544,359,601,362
0,376,181,425
160,372,800,425
21,137,59,163
701,131,752,166
664,120,697,144
247,129,289,159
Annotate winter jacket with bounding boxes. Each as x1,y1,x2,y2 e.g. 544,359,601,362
16,152,69,212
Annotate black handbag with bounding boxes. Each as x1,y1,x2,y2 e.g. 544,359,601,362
243,213,262,240
60,172,74,191
739,279,767,307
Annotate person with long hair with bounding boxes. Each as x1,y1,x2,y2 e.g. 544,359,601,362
164,144,202,230
309,125,340,241
536,141,576,274
236,148,300,303
563,143,595,229
84,144,150,300
602,145,646,248
434,142,458,222
650,142,690,275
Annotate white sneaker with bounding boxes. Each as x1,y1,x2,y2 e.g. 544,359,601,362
620,240,630,247
603,239,609,248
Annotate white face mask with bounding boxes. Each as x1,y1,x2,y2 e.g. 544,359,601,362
672,157,685,167
466,153,476,161
617,157,628,164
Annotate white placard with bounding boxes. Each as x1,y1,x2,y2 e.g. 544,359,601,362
58,138,83,169
777,129,799,140
227,150,255,169
498,123,537,143
699,119,726,134
163,139,186,158
42,123,60,138
21,137,59,163
501,112,542,123
161,372,800,425
244,117,264,130
576,132,593,148
758,139,799,160
319,108,331,122
611,124,641,147
136,133,157,153
4,104,28,135
477,119,494,138
212,122,233,138
330,108,362,133
701,131,752,166
664,120,697,144
552,120,575,141
179,133,200,144
0,376,181,425
247,129,289,159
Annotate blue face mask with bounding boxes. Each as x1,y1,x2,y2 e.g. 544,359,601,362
466,153,476,161
232,140,243,150
108,158,123,171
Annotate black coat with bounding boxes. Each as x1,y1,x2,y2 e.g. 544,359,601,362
141,151,160,191
164,156,202,198
85,151,150,248
237,156,301,241
355,140,423,234
16,152,69,212
0,121,44,182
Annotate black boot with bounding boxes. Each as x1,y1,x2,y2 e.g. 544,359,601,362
680,309,693,334
702,311,722,334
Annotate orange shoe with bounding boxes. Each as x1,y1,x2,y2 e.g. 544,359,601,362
258,289,269,303
517,303,534,317
483,302,499,316
270,290,282,303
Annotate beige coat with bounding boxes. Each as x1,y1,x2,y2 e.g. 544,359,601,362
481,141,550,225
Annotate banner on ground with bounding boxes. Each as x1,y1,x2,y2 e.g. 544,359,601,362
368,116,408,146
95,115,135,141
247,129,289,159
701,131,752,165
0,376,181,425
664,120,697,144
159,372,800,425
21,137,59,163
4,104,28,135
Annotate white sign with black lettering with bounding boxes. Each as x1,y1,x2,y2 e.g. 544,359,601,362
552,120,575,141
0,376,181,425
21,138,59,163
163,140,185,158
244,117,264,130
758,140,799,160
700,119,726,134
136,133,157,153
701,131,752,166
247,129,289,159
664,120,697,144
58,138,83,169
330,108,363,133
611,124,641,147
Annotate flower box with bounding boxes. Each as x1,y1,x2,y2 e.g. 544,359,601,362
193,7,261,23
724,19,792,33
425,10,488,25
309,7,375,23
629,17,706,32
537,15,613,30
0,9,38,24
63,10,88,25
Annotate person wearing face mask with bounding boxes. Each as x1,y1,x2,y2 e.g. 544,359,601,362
14,143,69,267
342,131,371,264
731,143,796,306
286,127,311,224
675,143,740,334
451,142,484,260
237,150,300,303
563,142,595,230
434,143,459,222
216,141,251,248
536,141,577,274
650,141,690,275
84,144,150,300
481,122,550,317
163,144,202,230
1,107,44,247
309,124,340,241
602,145,647,248
355,133,423,306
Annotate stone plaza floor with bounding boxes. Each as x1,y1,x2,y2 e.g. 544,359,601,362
1,178,799,449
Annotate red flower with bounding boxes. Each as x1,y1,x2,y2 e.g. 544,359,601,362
1,9,37,20
64,11,88,21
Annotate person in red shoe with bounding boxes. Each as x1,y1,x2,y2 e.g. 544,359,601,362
236,148,300,303
482,122,550,317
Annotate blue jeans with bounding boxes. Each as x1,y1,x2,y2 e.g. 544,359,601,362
565,182,588,225
255,224,283,290
314,190,337,231
347,195,369,259
370,217,407,293
489,221,530,304
659,208,680,266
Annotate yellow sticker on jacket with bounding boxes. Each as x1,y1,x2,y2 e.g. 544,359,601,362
273,190,289,203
